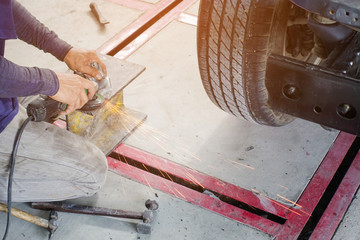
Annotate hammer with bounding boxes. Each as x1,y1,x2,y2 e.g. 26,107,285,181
0,203,58,239
137,199,159,234
31,199,159,234
89,2,109,25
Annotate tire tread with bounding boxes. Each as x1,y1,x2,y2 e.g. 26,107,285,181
197,0,293,125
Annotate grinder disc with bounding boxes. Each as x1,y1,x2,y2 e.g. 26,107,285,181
80,93,105,112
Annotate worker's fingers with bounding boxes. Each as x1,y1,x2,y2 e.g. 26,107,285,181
81,78,96,100
64,48,107,80
79,65,103,81
61,104,76,115
60,92,86,115
88,51,107,76
98,60,107,76
79,86,90,108
87,51,107,75
51,72,97,116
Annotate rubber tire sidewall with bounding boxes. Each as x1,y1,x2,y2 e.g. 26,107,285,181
197,0,294,126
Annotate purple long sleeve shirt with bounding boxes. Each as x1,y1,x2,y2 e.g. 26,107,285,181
0,0,72,132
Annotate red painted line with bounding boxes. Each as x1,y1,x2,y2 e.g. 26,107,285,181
105,0,154,11
309,146,360,240
273,132,356,239
108,132,355,238
114,0,198,59
97,0,181,56
177,13,198,26
107,157,282,235
112,144,290,219
53,120,66,129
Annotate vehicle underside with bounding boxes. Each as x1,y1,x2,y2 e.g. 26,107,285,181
197,0,360,135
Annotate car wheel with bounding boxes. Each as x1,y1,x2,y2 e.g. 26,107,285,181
197,0,294,126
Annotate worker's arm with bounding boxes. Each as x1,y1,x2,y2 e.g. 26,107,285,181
0,55,95,113
12,0,72,61
11,0,107,79
0,56,58,98
7,0,98,113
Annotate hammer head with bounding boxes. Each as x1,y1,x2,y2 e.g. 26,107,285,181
137,222,152,235
145,200,159,211
48,210,58,239
136,199,159,234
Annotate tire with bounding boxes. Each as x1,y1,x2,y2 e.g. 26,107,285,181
197,0,294,126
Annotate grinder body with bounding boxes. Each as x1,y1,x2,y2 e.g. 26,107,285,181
27,96,67,122
27,62,110,121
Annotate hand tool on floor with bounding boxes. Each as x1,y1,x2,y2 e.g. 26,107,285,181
90,2,110,25
31,199,159,234
0,203,58,239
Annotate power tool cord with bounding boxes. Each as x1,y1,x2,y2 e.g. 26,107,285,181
2,116,33,240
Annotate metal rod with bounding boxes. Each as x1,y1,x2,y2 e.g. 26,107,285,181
31,202,143,220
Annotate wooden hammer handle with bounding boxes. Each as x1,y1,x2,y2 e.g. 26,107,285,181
90,2,109,25
0,203,49,229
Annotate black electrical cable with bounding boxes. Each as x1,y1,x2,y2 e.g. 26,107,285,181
2,116,33,240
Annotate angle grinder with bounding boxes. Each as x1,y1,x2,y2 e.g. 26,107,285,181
75,62,111,112
27,62,111,122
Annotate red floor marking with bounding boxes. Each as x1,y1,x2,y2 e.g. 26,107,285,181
115,0,198,59
97,0,180,56
108,132,357,239
309,146,360,240
177,13,198,26
107,157,283,235
52,120,66,129
273,132,356,239
112,144,290,219
106,0,154,11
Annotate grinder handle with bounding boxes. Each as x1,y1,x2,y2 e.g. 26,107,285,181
27,97,67,122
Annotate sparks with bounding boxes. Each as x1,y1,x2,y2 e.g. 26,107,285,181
277,184,289,190
226,159,255,170
259,193,302,216
276,194,303,209
142,163,150,172
174,188,187,200
184,172,205,189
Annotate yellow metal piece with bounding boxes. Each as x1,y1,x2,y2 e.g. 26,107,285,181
67,90,146,155
68,91,123,136
68,110,93,136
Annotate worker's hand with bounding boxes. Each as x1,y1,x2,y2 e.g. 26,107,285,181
64,48,107,81
50,72,96,115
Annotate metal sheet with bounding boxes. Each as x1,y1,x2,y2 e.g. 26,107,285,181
97,54,145,95
68,55,147,155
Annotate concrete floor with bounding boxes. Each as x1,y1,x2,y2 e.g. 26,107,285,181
1,0,358,239
333,189,360,240
122,19,338,204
